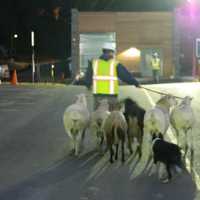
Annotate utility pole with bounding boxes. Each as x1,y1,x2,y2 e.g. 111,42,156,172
71,9,80,79
173,9,181,78
31,31,36,83
10,33,18,58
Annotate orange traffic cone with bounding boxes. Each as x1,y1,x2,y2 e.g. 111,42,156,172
11,69,18,85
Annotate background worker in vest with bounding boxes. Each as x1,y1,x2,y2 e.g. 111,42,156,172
151,52,161,83
84,43,141,111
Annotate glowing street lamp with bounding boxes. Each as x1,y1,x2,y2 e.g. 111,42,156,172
31,31,35,83
10,33,19,57
14,34,18,39
51,64,55,81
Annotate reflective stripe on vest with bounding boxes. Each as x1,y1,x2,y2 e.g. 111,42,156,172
92,59,118,95
93,60,98,94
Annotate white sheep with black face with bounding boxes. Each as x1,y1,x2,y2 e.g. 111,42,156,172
170,96,195,167
90,99,110,152
63,93,90,156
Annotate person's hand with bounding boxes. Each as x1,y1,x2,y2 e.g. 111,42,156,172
75,74,80,80
86,86,91,91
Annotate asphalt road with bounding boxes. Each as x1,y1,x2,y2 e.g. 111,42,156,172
0,83,199,200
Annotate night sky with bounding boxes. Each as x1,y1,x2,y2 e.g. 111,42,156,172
0,0,71,61
0,0,181,61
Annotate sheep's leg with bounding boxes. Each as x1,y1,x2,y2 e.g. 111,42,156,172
127,136,133,155
178,129,187,166
188,128,194,170
109,145,114,163
75,138,79,156
115,144,119,160
100,135,104,147
190,147,194,170
81,129,86,143
183,130,189,163
183,143,188,162
121,140,125,163
70,136,76,155
174,127,179,145
80,129,86,151
136,145,142,159
75,132,82,156
138,128,143,159
136,136,142,159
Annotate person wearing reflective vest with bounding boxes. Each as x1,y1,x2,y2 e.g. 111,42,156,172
92,59,119,95
151,52,161,83
85,43,141,111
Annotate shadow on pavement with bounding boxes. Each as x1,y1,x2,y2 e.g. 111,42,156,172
0,148,196,200
82,170,196,200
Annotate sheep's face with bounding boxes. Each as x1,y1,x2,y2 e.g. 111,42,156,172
182,96,193,105
76,93,87,107
162,95,177,107
112,101,124,112
98,99,109,110
167,95,177,107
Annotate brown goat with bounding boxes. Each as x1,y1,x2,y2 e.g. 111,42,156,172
103,111,128,163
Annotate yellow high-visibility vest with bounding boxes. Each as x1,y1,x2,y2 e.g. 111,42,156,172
151,58,161,70
92,59,119,95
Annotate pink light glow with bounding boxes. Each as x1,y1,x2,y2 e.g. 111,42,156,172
176,0,200,20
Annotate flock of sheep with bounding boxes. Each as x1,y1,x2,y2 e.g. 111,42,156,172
63,93,195,183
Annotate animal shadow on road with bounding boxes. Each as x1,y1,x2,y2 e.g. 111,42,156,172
0,147,197,200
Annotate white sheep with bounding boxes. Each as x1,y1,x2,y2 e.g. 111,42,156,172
131,95,177,180
63,93,90,156
90,99,110,152
170,96,195,167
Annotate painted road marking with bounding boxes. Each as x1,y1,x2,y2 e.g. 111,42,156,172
142,88,200,191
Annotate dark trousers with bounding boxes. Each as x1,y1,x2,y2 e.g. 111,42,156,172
152,70,160,83
93,94,118,111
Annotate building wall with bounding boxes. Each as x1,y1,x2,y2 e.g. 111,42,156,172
78,11,174,78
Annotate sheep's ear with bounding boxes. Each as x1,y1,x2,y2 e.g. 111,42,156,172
152,133,157,141
158,133,163,140
117,101,125,112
